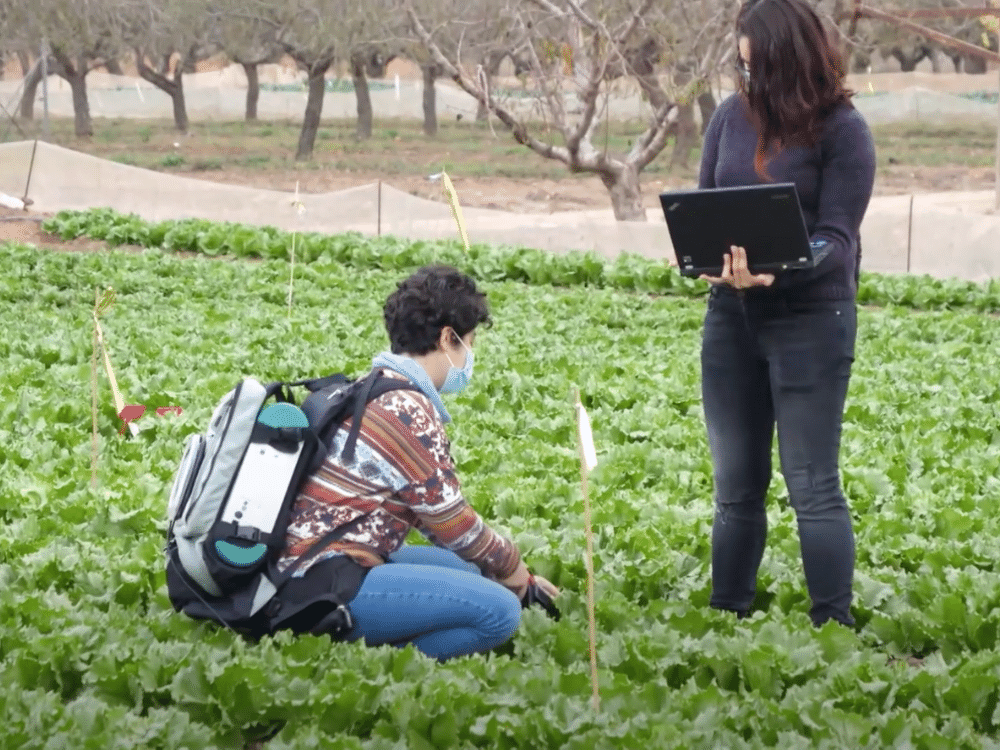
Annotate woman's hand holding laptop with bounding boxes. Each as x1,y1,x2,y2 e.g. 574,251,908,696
699,246,775,289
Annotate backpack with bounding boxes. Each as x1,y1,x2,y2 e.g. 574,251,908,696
164,368,418,639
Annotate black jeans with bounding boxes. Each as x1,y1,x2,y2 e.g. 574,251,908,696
700,288,857,626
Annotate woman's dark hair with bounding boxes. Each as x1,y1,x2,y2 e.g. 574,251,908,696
383,265,492,355
736,0,853,180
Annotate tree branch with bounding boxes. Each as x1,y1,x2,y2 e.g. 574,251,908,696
523,0,571,22
566,29,606,160
405,1,574,167
518,12,567,134
562,0,600,32
631,100,678,169
615,0,657,45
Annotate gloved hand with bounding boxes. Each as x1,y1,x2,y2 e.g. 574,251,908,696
521,574,561,621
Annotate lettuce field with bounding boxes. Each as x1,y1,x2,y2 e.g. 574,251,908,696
2,211,1000,749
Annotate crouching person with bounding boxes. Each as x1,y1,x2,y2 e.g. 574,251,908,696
275,265,559,661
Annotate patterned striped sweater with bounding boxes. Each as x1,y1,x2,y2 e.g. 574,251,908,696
276,370,522,582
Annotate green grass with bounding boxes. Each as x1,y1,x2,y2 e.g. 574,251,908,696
8,115,998,179
873,121,999,169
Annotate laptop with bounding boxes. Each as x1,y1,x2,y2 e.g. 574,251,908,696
659,183,818,278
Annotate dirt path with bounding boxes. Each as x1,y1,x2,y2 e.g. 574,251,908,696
144,165,998,215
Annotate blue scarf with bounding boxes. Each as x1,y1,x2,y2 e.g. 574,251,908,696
371,351,451,424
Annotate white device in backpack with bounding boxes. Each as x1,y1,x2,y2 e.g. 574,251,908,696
165,370,419,637
167,379,306,615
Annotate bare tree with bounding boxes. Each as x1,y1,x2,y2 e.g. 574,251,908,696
266,2,345,160
215,0,283,121
20,58,45,121
340,1,398,140
122,0,219,133
0,24,47,121
407,0,732,220
400,0,477,138
828,0,998,74
3,0,125,137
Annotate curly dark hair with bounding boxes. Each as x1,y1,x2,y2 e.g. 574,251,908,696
736,0,854,180
383,265,492,355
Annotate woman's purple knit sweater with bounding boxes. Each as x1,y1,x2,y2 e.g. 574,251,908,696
698,93,877,301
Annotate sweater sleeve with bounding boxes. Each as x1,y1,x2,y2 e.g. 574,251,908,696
775,107,877,290
392,408,522,581
697,100,725,190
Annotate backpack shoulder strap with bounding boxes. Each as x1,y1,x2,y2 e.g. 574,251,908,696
270,512,369,590
339,369,420,463
261,381,295,404
288,373,352,393
300,369,423,471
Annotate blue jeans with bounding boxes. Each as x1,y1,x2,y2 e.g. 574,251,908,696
343,545,522,661
700,288,857,626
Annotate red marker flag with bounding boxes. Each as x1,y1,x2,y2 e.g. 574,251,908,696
118,404,147,434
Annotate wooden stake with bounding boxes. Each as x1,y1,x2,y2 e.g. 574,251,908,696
288,231,296,323
92,287,138,439
574,388,600,713
95,320,136,438
91,287,99,489
289,182,304,325
441,171,470,253
995,63,999,212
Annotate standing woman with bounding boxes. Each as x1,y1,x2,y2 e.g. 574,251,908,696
697,0,876,626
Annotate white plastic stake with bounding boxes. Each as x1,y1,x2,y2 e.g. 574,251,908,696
574,389,600,713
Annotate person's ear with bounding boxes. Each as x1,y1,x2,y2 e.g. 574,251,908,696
436,326,454,352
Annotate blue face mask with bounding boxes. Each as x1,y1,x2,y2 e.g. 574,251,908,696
735,60,751,92
440,333,474,394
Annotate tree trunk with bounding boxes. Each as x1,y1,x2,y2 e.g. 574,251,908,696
69,69,93,137
963,55,988,75
296,61,332,161
105,58,124,75
850,48,871,73
170,78,189,132
600,164,646,221
17,50,32,78
351,52,373,140
697,91,716,136
51,50,92,137
890,48,925,72
20,60,43,121
136,52,189,132
243,63,260,121
366,51,393,78
670,102,697,170
422,63,438,137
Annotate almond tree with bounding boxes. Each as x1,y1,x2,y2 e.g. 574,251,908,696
123,0,220,133
260,0,340,160
406,0,732,220
215,0,283,121
340,0,398,140
399,0,475,138
0,8,43,120
4,0,124,136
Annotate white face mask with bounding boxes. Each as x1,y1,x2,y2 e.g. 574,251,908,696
440,333,474,394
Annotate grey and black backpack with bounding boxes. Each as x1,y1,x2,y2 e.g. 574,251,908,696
165,369,418,639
